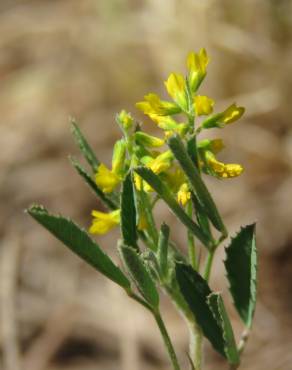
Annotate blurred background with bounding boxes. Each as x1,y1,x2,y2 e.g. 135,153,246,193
0,1,292,369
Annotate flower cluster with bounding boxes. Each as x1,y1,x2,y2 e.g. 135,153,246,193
90,49,245,235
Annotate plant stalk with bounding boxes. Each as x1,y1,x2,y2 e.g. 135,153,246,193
203,249,215,282
188,320,203,370
187,202,197,269
154,311,181,370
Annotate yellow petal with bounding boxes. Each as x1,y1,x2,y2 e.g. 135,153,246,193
177,183,191,206
194,95,214,116
89,210,120,235
147,151,173,174
222,164,244,178
95,163,120,193
136,101,152,115
136,93,179,116
164,73,187,110
222,104,245,124
206,152,243,179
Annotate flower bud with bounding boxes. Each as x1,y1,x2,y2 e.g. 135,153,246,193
112,139,127,176
135,132,164,148
117,110,134,130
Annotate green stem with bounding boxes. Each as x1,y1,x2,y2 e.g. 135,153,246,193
188,321,203,370
203,249,215,282
141,190,159,247
187,202,197,269
129,291,180,370
127,291,153,312
154,310,181,370
238,328,250,355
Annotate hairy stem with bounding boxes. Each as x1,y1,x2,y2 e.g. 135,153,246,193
154,311,181,370
187,202,197,269
129,291,180,370
188,321,203,370
203,249,215,282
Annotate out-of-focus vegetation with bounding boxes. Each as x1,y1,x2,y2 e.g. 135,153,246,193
0,1,291,370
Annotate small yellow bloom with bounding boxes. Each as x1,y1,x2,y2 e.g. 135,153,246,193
95,163,120,193
201,103,245,129
222,104,245,124
187,49,209,92
221,164,244,178
89,209,120,235
177,183,191,206
194,95,214,116
136,93,179,116
147,151,173,174
206,152,243,178
164,73,188,110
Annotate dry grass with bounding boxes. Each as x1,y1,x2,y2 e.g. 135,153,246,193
0,1,292,369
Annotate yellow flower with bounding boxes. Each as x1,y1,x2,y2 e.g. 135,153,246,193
201,103,245,129
136,93,179,116
147,150,173,174
194,95,214,116
177,183,191,206
187,49,209,92
206,152,243,178
222,103,245,124
95,163,120,193
89,209,120,235
164,73,188,110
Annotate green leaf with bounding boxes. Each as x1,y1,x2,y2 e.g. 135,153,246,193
157,223,170,280
121,173,138,250
70,119,100,173
119,243,159,308
224,224,257,328
168,135,227,236
207,293,239,365
175,262,225,357
27,205,130,289
69,156,118,210
134,167,212,249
